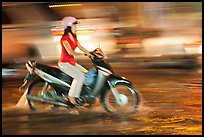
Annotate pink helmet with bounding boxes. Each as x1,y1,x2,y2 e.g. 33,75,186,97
62,16,79,29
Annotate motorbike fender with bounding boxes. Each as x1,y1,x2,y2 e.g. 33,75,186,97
24,73,37,83
107,74,132,86
19,73,37,91
27,78,45,94
100,74,132,99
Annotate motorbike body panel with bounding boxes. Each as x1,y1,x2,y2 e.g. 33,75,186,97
35,63,73,84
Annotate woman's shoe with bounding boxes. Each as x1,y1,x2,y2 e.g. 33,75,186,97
69,109,79,115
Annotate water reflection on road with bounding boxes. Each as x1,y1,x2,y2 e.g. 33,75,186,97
2,68,202,135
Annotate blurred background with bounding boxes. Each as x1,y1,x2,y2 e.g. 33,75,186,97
2,3,202,135
2,2,202,78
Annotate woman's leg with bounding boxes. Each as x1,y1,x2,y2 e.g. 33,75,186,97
75,63,88,73
58,62,85,98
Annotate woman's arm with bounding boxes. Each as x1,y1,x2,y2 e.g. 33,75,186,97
78,42,91,56
62,40,84,56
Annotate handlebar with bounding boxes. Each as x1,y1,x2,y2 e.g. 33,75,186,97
85,48,105,60
85,52,94,59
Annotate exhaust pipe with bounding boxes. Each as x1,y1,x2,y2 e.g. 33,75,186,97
26,94,69,107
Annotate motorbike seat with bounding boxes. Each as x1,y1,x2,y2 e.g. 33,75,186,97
35,63,73,83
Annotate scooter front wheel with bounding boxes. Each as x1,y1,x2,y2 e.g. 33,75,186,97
102,82,140,114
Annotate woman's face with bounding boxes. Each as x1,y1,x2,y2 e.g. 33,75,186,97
71,24,77,33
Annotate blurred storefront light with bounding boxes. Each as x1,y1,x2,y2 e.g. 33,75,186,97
183,41,202,54
49,4,82,8
114,39,141,43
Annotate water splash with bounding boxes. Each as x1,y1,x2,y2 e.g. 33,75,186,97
136,91,155,115
137,101,154,113
15,88,30,110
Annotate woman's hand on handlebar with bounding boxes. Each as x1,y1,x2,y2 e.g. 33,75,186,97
84,52,93,58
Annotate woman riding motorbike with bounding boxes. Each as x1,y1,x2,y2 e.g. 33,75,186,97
58,16,91,106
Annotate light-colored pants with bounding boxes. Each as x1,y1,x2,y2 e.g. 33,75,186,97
58,62,87,98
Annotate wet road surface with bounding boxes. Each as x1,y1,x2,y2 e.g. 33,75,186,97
2,67,202,135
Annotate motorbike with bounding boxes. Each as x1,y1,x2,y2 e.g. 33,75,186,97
19,48,140,114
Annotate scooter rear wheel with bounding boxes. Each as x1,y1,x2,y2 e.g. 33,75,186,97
27,79,55,111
